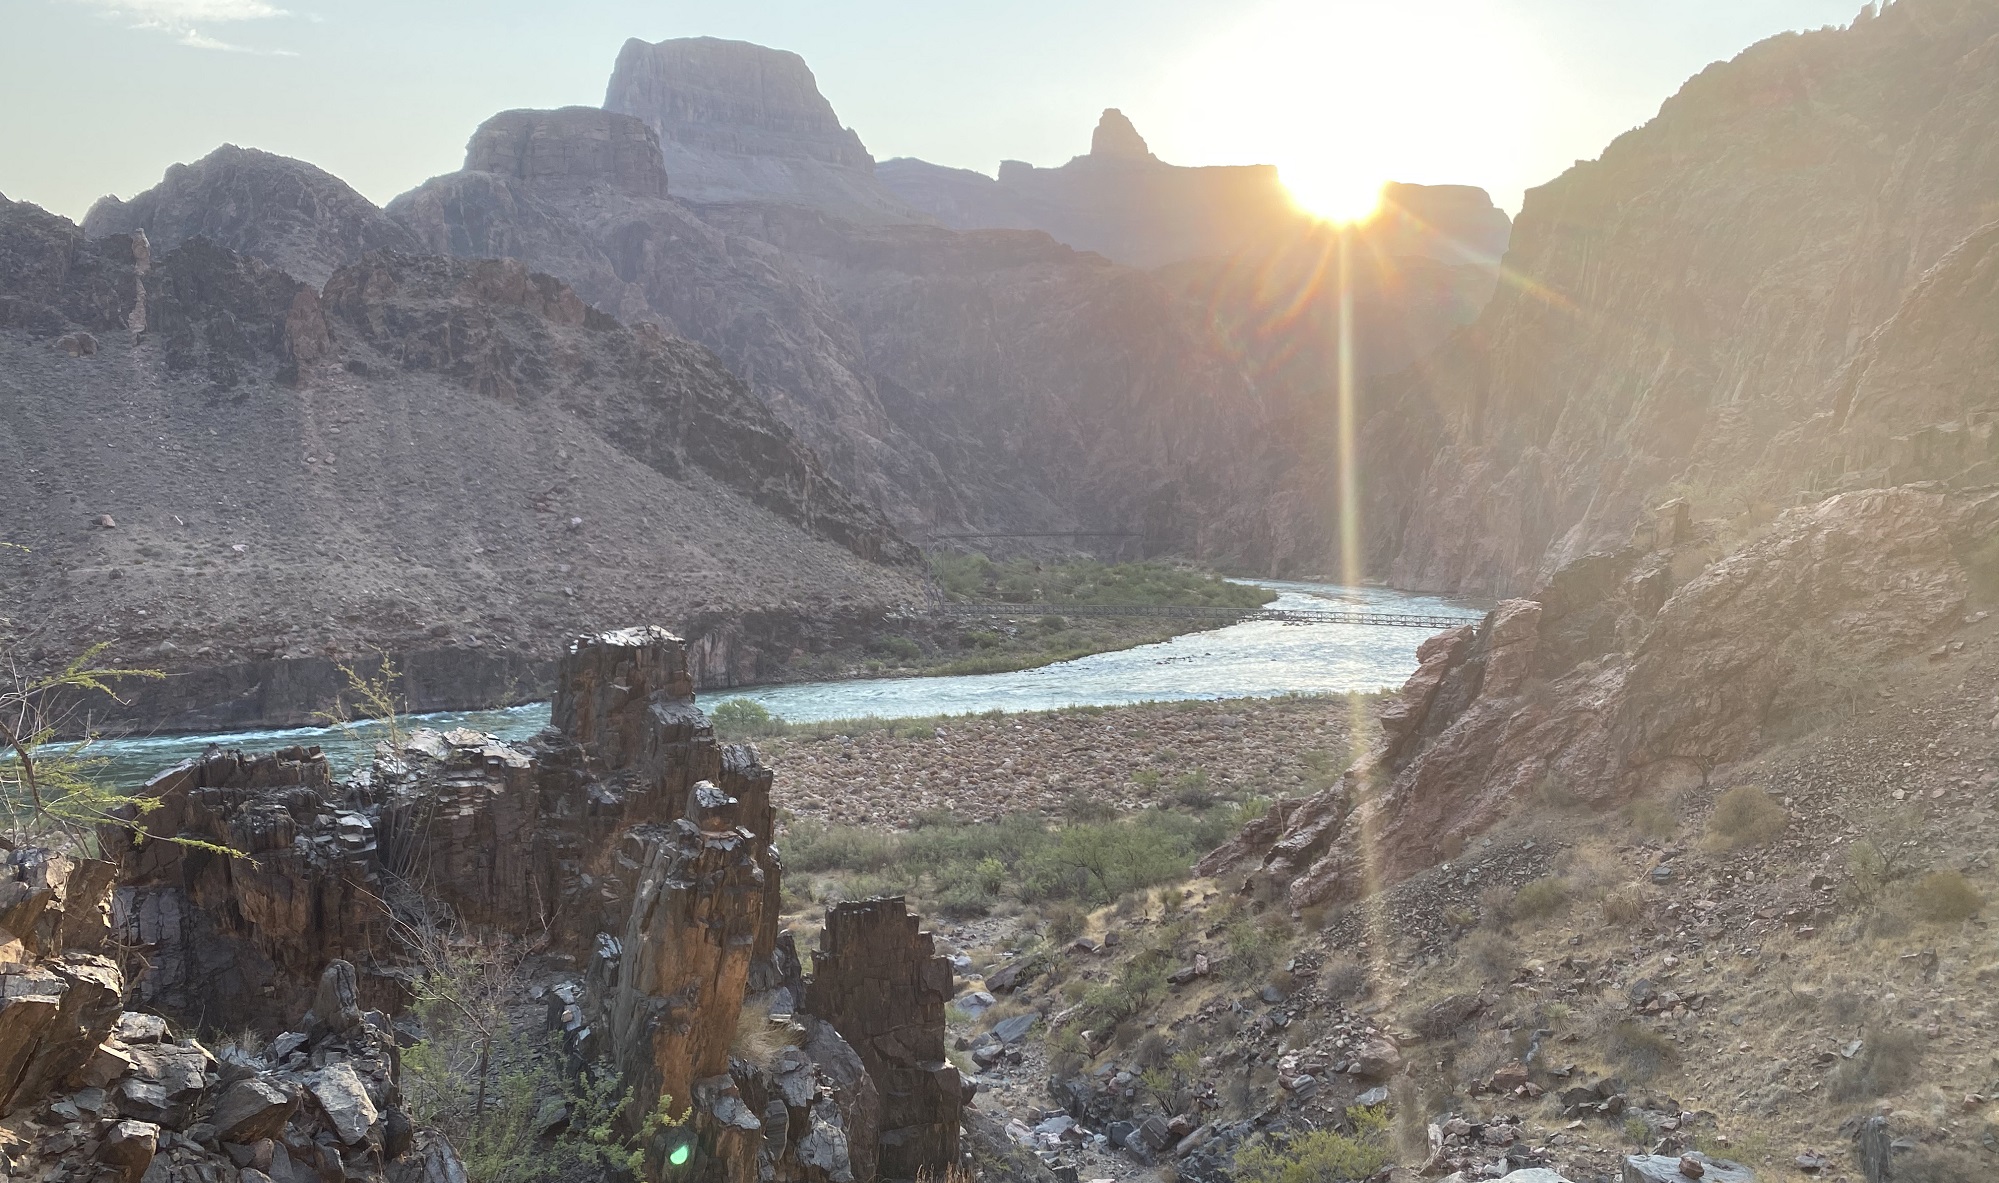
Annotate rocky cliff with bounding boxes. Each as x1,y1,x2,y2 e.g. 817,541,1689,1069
604,36,922,225
1206,485,1999,909
0,194,920,732
1369,0,1999,595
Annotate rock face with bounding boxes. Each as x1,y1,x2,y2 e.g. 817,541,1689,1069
1206,486,1999,908
0,849,122,1116
464,106,669,200
83,145,420,287
804,898,964,1179
602,36,919,224
0,195,921,732
93,625,960,1182
1367,0,1999,595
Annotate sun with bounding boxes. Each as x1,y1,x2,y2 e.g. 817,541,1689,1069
1281,167,1385,225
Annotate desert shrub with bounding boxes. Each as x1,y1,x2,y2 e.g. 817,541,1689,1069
1626,795,1679,839
1171,769,1217,809
1605,1020,1677,1080
1704,786,1787,851
1601,883,1649,926
1319,954,1368,1002
709,697,786,738
1510,876,1570,922
1536,772,1584,811
1225,911,1291,985
1131,769,1162,790
1828,1027,1925,1101
1062,792,1120,823
1893,1145,1988,1183
1909,870,1983,922
1232,1107,1392,1183
1477,883,1516,930
1460,930,1516,983
1042,903,1086,944
1133,1031,1173,1069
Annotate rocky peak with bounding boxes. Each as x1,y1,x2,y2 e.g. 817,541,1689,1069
462,106,669,200
1089,108,1155,161
81,145,418,289
603,35,920,222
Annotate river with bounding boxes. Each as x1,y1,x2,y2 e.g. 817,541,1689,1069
72,580,1479,788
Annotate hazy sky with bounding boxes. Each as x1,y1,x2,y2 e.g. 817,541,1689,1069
3,0,1865,222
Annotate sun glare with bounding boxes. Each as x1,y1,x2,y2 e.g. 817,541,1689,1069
1281,169,1384,225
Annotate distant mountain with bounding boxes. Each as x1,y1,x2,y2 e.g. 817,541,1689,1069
877,109,1512,272
82,144,420,288
604,35,925,225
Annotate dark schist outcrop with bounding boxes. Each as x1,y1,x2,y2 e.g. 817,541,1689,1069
1205,485,1999,910
0,193,922,733
72,627,964,1183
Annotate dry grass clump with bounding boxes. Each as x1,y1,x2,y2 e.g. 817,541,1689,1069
1704,786,1787,851
1828,1026,1925,1101
730,1008,805,1070
1601,883,1649,926
1892,1144,1987,1183
1604,1019,1677,1080
1318,953,1368,1002
1477,883,1516,930
1626,795,1679,839
1510,876,1569,922
1460,930,1516,983
1909,870,1983,922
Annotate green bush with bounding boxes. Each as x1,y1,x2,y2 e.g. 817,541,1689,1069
1606,1020,1677,1080
709,697,786,738
1909,870,1983,922
1704,786,1787,851
1232,1107,1392,1183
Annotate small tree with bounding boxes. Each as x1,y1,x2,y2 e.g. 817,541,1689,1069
0,641,176,848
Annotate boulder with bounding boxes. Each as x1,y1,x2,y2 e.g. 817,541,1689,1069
97,1119,158,1181
308,1062,379,1145
211,1077,296,1143
1623,1153,1754,1183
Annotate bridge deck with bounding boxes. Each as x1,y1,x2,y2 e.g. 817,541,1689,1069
933,602,1481,631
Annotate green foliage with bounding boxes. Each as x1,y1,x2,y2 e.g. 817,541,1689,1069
315,653,411,751
929,554,1275,610
786,795,1262,915
0,644,197,849
1232,1107,1393,1183
710,698,787,739
1704,786,1787,851
869,635,923,661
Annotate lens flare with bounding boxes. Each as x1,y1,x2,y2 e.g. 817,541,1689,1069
1283,168,1384,225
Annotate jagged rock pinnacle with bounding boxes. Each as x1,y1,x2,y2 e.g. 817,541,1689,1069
1090,108,1152,159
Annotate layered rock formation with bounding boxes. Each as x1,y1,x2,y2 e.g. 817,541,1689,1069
1368,0,1999,595
603,36,921,224
0,194,920,731
1205,486,1999,909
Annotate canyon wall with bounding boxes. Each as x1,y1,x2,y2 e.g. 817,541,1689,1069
1368,0,1999,595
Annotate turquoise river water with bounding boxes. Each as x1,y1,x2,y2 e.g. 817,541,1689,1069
75,580,1479,789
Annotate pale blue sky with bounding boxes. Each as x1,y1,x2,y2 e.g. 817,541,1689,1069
3,1,1865,222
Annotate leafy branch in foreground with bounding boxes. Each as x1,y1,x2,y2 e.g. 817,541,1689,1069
315,653,411,751
0,642,175,847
